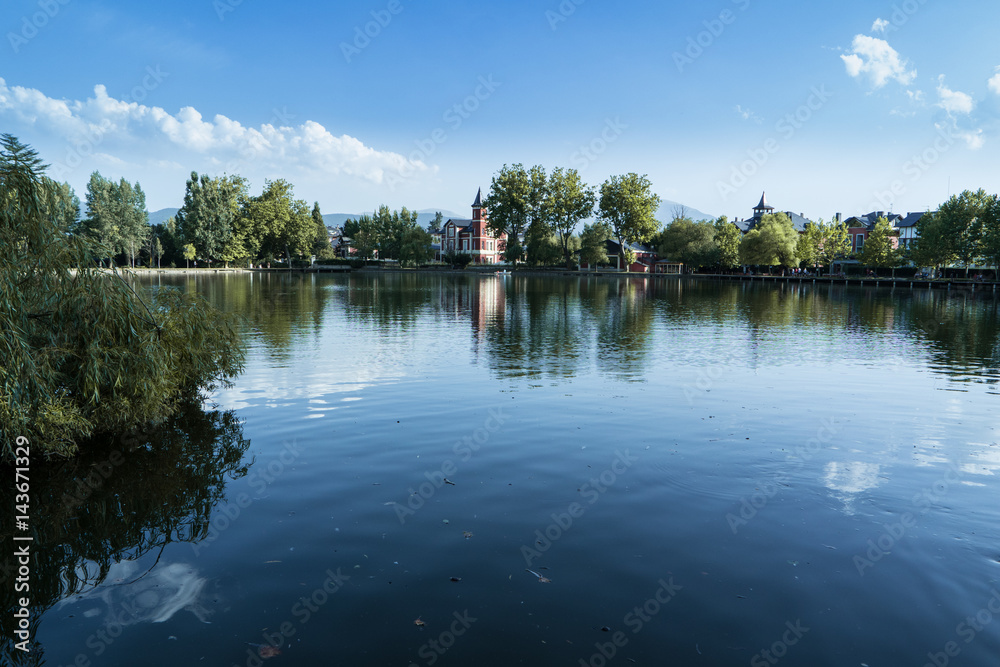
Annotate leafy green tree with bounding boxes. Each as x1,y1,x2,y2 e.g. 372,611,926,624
153,237,164,268
579,221,612,267
82,172,149,267
484,163,548,267
154,217,184,267
428,211,444,233
858,216,901,276
0,134,245,460
714,216,742,270
235,179,313,266
399,225,433,267
981,195,1000,273
182,243,196,268
176,172,245,266
597,173,661,271
655,216,718,269
545,167,595,269
937,189,992,277
525,220,562,266
343,218,361,238
351,215,379,260
740,213,799,269
311,201,333,257
812,219,852,272
911,210,956,274
41,177,80,232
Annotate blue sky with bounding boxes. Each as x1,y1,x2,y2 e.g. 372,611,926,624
3,0,999,221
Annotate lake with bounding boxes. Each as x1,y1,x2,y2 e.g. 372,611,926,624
10,272,1000,666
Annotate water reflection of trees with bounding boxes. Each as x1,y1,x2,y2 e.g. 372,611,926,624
484,276,656,380
141,272,1000,385
135,272,333,356
0,405,249,665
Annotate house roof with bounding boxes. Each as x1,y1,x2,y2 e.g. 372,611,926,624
472,188,483,208
897,211,932,228
754,192,774,211
444,218,474,228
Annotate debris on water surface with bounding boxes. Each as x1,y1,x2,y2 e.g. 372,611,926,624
450,577,462,582
246,643,281,659
525,568,551,583
414,618,426,626
463,531,473,539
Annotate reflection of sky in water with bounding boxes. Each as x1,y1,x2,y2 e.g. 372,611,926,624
823,461,883,513
58,561,211,625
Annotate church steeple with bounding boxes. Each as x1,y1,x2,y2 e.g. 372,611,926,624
753,191,774,217
472,188,484,222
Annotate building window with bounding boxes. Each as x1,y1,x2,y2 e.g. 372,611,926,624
856,235,865,250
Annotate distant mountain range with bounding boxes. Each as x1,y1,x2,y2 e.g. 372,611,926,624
148,208,180,226
657,200,716,223
322,209,465,229
146,201,716,230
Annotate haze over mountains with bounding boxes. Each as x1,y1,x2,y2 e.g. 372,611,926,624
147,200,716,231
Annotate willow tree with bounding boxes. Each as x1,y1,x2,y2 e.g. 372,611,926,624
0,135,245,461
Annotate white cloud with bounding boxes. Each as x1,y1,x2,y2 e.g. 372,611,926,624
734,105,762,124
962,129,984,150
936,76,975,115
871,18,890,33
840,35,917,89
0,77,429,187
989,67,1000,95
906,89,925,104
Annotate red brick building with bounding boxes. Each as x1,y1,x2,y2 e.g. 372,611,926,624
440,189,507,264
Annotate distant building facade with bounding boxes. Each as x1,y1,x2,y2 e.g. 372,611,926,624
440,189,506,264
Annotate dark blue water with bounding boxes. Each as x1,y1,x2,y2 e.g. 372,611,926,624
15,274,1000,666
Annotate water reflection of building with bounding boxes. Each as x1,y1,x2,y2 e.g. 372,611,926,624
470,276,505,343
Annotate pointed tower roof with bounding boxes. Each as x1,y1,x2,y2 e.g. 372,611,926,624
754,191,774,213
472,188,483,208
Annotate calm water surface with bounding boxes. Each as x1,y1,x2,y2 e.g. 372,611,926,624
13,273,1000,666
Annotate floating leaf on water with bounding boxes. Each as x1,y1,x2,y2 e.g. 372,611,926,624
414,618,425,626
463,531,473,539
